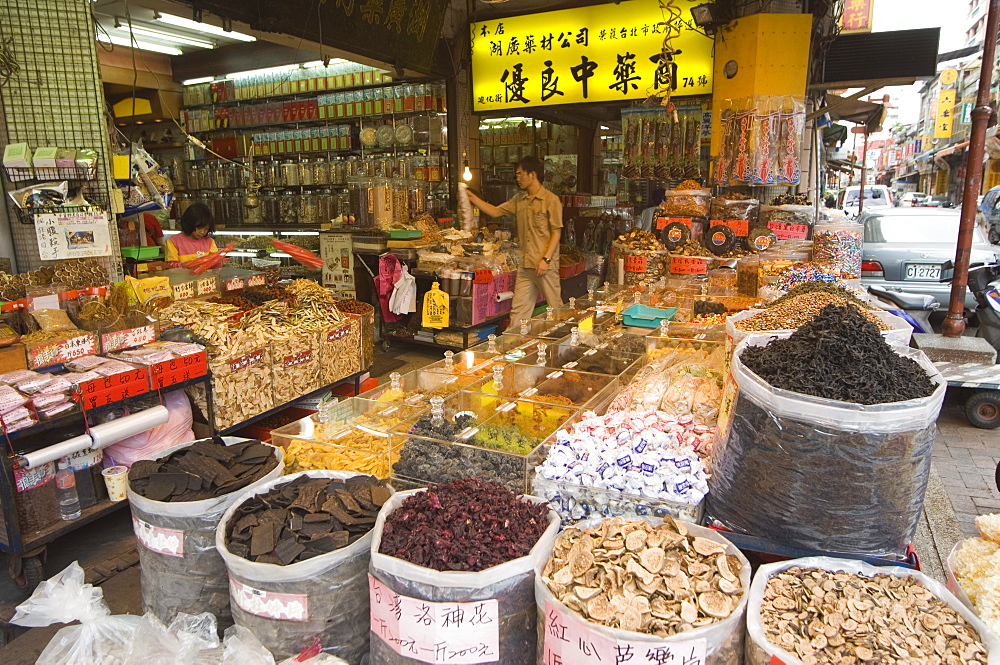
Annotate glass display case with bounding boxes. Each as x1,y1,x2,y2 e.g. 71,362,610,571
463,363,622,410
421,349,504,378
389,392,579,493
270,398,425,478
355,370,480,408
516,339,645,380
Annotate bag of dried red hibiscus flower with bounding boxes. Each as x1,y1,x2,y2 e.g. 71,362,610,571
368,478,560,665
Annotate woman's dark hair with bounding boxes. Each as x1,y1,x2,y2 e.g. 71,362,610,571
180,202,215,236
516,155,545,183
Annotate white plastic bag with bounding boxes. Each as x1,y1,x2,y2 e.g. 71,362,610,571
222,625,277,665
708,339,945,556
10,561,141,665
124,612,223,665
216,470,387,663
744,556,1000,665
946,541,977,609
535,520,751,665
105,390,195,467
127,437,284,628
368,489,560,665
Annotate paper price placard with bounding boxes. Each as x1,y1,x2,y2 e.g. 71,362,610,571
766,221,809,240
34,211,112,260
669,256,708,275
710,219,749,236
543,602,707,665
369,575,500,664
624,255,648,273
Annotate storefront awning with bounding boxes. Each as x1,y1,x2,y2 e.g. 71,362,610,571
935,141,970,159
827,158,859,173
823,94,886,133
893,172,920,183
916,147,945,162
823,123,849,146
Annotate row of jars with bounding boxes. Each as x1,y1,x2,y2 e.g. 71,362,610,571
184,153,447,191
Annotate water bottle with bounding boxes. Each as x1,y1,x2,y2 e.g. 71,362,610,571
55,460,81,521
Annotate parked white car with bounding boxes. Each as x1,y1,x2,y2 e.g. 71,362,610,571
838,185,894,218
898,191,929,207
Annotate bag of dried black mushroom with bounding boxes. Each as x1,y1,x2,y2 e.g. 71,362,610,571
216,470,393,663
709,305,945,557
369,480,560,665
127,436,284,631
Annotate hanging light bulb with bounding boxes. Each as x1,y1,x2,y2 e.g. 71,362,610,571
462,152,472,181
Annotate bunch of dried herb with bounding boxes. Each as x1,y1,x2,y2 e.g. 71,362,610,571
379,478,548,571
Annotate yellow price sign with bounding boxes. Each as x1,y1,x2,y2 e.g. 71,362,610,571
935,89,956,139
470,0,714,112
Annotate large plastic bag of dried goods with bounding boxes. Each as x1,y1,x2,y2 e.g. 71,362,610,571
123,613,276,665
535,518,751,665
105,390,195,467
708,337,945,557
368,487,560,665
10,561,141,665
127,437,284,629
215,470,389,663
745,556,1000,665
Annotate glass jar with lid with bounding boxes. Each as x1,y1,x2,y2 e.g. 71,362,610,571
331,158,347,184
300,193,319,225
243,196,262,225
282,160,301,186
312,159,332,185
317,188,334,224
300,160,316,186
263,192,280,224
261,160,280,187
279,191,299,224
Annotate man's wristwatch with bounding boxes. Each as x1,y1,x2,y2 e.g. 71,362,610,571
542,257,552,264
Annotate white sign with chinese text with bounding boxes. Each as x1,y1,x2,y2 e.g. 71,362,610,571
369,574,500,664
34,211,112,260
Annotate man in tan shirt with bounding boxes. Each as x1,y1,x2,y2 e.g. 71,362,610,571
466,156,563,325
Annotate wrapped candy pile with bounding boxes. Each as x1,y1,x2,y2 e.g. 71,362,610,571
535,410,710,507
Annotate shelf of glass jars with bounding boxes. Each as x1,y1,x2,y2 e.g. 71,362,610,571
184,108,445,136
181,79,440,110
187,145,446,162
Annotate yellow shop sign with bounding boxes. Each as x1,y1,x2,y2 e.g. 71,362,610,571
470,0,714,112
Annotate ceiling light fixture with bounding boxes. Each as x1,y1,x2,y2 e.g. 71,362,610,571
97,33,183,56
225,64,300,79
153,12,256,42
182,76,217,86
115,23,214,49
462,153,472,181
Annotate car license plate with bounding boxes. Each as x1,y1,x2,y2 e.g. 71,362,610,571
904,263,941,280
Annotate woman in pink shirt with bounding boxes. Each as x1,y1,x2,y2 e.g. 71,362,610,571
165,202,218,266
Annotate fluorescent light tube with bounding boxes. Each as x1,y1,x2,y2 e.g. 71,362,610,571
154,12,256,42
97,33,182,56
118,24,214,49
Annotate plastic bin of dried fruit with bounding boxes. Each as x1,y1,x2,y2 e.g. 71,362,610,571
420,349,505,379
468,333,539,363
389,390,581,494
516,337,647,383
464,362,622,413
270,398,427,478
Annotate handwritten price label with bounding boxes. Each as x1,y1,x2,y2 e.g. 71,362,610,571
767,221,809,240
710,219,749,236
230,348,266,373
369,575,499,665
246,274,266,288
283,350,313,368
196,277,217,295
624,256,648,273
132,517,184,557
327,324,352,342
172,281,196,300
543,601,706,665
670,218,694,228
230,577,309,621
224,277,246,292
669,256,708,275
655,217,668,230
101,325,155,353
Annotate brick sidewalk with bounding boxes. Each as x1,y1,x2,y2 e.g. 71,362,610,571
933,393,1000,537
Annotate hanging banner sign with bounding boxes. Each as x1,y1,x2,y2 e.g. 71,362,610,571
840,0,874,33
470,0,714,112
935,89,956,139
34,211,112,260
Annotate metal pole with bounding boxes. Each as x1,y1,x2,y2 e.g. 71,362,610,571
943,0,1000,337
859,130,869,216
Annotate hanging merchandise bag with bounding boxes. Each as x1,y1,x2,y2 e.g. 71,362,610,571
127,437,284,629
10,561,142,665
421,281,449,329
216,470,393,663
368,488,560,665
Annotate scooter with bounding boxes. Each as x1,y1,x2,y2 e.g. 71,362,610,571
867,284,938,334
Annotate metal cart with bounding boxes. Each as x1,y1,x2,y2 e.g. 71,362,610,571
933,361,1000,429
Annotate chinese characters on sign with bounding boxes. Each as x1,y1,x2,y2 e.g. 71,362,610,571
34,211,112,261
471,0,714,112
369,575,500,665
936,88,957,139
840,0,873,33
543,601,707,665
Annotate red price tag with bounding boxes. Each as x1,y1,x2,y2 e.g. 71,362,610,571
767,221,809,239
224,277,246,292
655,217,668,230
669,217,693,228
624,255,648,273
711,219,749,236
247,274,266,288
230,348,265,373
670,256,708,275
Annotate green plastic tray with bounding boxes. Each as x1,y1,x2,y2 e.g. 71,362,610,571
121,246,161,259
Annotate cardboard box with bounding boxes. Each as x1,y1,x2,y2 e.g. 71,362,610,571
55,149,76,168
3,143,31,168
32,147,59,168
